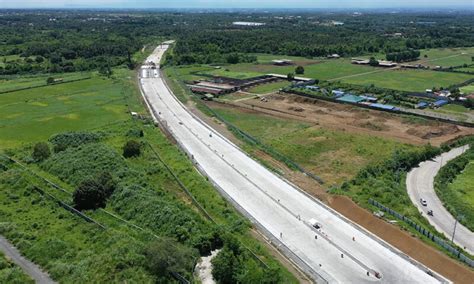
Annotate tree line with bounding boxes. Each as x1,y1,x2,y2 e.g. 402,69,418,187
386,50,421,62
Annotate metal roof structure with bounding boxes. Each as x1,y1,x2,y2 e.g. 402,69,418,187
337,94,365,103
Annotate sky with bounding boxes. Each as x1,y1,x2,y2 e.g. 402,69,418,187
0,0,473,9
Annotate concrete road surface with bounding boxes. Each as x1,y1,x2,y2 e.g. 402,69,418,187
0,236,55,284
140,44,448,283
407,146,473,254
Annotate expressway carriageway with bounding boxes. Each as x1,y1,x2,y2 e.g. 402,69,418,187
139,44,447,283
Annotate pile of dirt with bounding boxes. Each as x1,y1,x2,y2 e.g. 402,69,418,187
288,106,305,112
240,94,474,146
355,121,388,131
406,125,460,139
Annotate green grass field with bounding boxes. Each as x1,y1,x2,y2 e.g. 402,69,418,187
0,252,33,283
0,72,91,93
341,68,473,92
436,148,474,231
0,62,298,283
461,84,474,94
416,47,474,68
247,81,291,94
189,58,473,93
211,106,417,184
0,70,136,149
203,59,378,81
448,161,474,211
253,53,321,64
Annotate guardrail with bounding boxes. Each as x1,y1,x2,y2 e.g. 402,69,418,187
369,198,474,268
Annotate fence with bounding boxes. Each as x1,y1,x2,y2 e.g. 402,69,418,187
368,199,474,268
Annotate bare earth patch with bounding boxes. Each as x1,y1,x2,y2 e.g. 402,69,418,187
232,93,474,146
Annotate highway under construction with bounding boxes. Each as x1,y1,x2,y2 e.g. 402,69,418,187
139,43,448,283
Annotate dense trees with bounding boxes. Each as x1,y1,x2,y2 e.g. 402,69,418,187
295,66,305,75
369,57,379,66
212,235,282,284
144,239,197,281
73,172,116,210
123,140,141,158
1,11,472,74
32,142,51,162
386,50,420,62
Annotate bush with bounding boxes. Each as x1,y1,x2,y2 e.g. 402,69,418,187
73,171,116,210
41,143,125,187
73,179,107,210
295,65,304,75
46,77,55,84
123,140,141,158
32,142,50,162
144,239,197,280
212,234,282,284
49,132,101,152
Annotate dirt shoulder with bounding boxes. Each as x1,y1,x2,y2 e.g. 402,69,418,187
330,196,474,284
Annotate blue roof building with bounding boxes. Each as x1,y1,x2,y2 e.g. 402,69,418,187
416,102,429,109
433,100,449,108
369,103,399,111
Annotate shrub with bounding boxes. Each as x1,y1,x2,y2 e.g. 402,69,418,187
123,140,141,158
32,142,51,162
46,77,55,84
295,65,304,75
144,239,197,280
49,132,101,152
73,179,107,210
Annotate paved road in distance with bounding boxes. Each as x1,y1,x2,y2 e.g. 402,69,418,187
407,145,473,254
